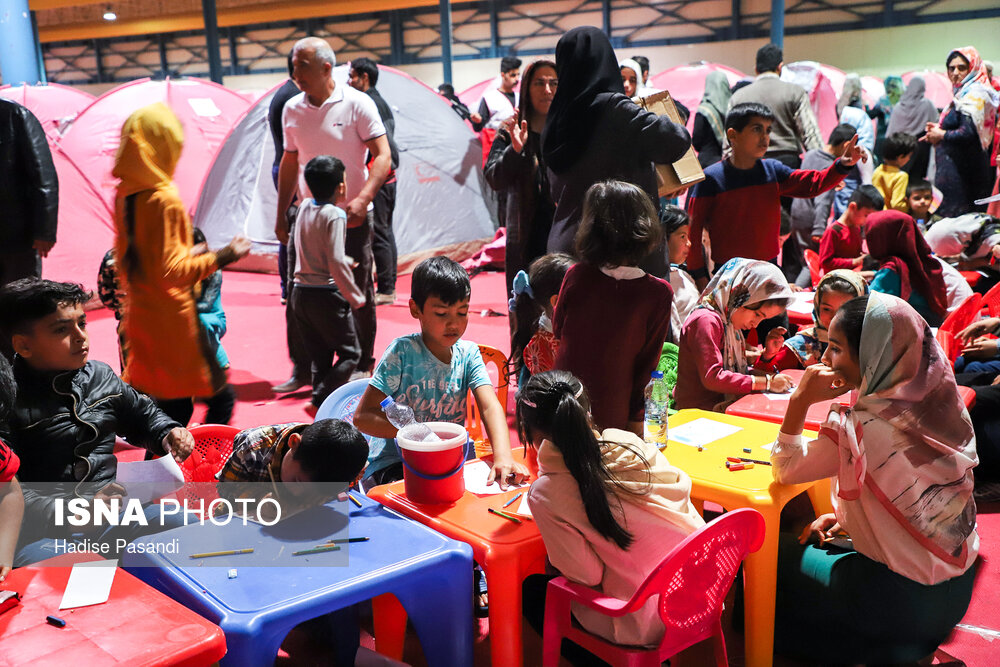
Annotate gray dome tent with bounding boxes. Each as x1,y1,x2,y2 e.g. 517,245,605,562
194,65,496,273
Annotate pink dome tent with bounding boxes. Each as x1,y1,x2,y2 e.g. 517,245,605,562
44,77,251,293
902,71,953,110
648,62,745,122
0,83,95,142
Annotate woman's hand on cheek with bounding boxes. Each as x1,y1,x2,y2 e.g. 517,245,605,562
792,365,854,404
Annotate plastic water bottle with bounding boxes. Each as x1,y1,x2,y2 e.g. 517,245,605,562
643,371,669,446
380,397,441,442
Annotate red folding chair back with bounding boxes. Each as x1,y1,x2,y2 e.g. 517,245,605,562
937,293,983,364
467,344,511,457
541,508,765,667
981,280,1000,317
803,249,822,288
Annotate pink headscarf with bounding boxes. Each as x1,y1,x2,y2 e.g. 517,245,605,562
947,46,1000,150
819,293,977,566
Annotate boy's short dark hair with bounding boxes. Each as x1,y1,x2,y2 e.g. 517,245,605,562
850,184,885,211
576,180,661,267
756,44,783,74
351,57,380,86
192,227,206,245
437,83,455,97
294,418,369,483
828,123,856,147
411,256,471,308
304,155,346,202
725,102,775,132
631,55,650,75
660,204,690,236
501,56,522,73
906,179,932,197
881,132,918,161
0,278,91,338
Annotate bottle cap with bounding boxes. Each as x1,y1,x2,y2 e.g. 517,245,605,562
380,397,393,409
651,371,663,379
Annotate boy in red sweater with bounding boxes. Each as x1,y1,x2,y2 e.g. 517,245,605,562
818,185,884,273
687,102,864,290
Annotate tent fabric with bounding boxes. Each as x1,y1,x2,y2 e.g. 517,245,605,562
781,61,842,142
194,65,496,272
58,78,252,217
0,83,94,141
648,62,746,131
902,71,954,110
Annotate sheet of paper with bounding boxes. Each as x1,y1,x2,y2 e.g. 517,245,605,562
59,560,118,610
762,392,792,401
787,292,814,315
512,492,533,518
667,418,743,448
463,460,528,495
116,454,184,504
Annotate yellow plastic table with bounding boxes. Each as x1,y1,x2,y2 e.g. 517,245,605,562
665,410,832,667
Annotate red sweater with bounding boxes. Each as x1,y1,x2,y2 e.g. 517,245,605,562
553,263,672,430
686,157,849,278
818,222,862,273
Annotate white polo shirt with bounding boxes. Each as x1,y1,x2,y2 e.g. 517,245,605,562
282,84,386,202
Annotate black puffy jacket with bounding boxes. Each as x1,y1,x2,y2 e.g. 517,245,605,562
6,358,179,530
0,99,58,249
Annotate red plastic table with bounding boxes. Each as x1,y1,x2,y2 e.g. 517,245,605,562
0,553,226,666
727,370,977,430
367,449,547,667
785,292,815,328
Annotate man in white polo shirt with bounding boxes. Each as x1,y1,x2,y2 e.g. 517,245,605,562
276,36,392,384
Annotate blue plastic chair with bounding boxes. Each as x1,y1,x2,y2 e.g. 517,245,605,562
315,378,370,437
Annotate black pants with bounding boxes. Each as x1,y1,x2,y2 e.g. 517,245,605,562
522,574,612,667
284,221,312,383
290,286,361,408
956,371,1000,479
345,213,377,373
201,383,236,425
155,397,195,426
372,180,397,295
0,248,40,286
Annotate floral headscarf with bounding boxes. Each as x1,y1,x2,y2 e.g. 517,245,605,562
819,293,977,567
783,270,868,366
696,258,793,375
947,46,1000,150
882,75,904,107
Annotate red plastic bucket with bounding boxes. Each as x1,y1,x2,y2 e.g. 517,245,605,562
396,422,470,505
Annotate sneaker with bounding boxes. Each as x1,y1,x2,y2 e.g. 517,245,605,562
272,377,308,393
374,292,396,305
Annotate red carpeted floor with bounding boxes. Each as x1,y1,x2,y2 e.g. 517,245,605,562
82,266,1000,666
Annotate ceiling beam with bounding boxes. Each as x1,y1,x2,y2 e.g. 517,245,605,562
35,0,437,42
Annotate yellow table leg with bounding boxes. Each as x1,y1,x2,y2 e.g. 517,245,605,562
741,504,781,667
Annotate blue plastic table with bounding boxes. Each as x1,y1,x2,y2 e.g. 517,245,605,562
122,494,474,667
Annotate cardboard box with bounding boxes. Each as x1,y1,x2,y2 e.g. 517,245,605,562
635,90,705,196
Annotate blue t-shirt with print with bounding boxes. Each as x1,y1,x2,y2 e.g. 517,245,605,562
365,333,492,478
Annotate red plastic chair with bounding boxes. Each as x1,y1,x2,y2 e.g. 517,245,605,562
803,249,822,288
981,280,1000,317
178,424,241,505
936,293,983,364
541,508,765,667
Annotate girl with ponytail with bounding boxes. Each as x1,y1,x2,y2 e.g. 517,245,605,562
518,370,704,652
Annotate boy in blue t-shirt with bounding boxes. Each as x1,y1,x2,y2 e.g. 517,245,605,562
354,257,527,487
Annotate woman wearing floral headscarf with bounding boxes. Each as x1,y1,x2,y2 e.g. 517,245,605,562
866,209,949,326
770,292,978,664
923,46,999,216
871,75,903,161
674,258,795,410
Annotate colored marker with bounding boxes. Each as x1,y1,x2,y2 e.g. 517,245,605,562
488,507,522,524
743,448,752,454
293,544,342,557
502,492,523,508
321,537,370,545
46,615,66,628
726,461,754,471
347,493,363,508
189,548,255,559
728,456,771,466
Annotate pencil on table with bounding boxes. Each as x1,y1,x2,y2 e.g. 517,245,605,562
502,492,523,508
347,493,362,508
190,548,255,559
488,507,522,524
293,544,342,556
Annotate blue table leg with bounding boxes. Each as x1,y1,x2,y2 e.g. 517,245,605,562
393,553,474,667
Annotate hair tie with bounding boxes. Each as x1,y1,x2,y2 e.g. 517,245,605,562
507,270,534,312
552,380,583,399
